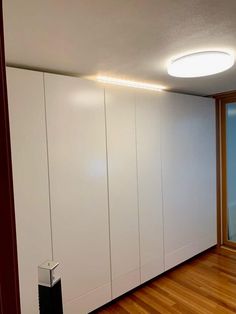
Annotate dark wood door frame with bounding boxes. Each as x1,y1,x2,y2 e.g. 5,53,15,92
0,1,21,313
214,91,236,249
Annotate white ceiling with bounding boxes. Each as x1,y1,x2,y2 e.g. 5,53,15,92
3,0,236,96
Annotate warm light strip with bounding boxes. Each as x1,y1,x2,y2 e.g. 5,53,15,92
96,76,165,91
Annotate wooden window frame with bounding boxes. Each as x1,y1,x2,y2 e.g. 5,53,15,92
215,91,236,249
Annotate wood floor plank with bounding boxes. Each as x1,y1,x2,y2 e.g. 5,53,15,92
94,248,236,313
133,290,173,314
119,296,149,314
151,278,213,314
166,271,235,313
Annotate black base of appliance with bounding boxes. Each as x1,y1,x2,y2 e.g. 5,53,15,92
38,279,63,314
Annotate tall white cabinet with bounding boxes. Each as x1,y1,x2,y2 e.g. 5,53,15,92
135,91,164,283
160,92,216,270
105,87,166,297
7,68,52,314
7,67,217,314
44,74,111,314
105,87,140,298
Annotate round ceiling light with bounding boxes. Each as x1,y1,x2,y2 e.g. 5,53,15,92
167,51,234,78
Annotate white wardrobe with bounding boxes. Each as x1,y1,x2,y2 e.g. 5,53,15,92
7,67,217,314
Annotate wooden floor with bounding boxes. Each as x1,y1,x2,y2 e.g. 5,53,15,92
94,247,236,313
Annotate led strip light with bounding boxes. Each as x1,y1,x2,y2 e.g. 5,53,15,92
96,76,165,91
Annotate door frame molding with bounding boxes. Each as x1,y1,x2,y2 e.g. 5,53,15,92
214,92,236,249
0,1,21,312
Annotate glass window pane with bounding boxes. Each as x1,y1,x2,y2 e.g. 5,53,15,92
226,103,236,241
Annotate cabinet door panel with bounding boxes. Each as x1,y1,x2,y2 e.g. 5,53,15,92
136,91,164,283
105,87,140,298
7,67,52,314
161,92,216,270
44,74,111,313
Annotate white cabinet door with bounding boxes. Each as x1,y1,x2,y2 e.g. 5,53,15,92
7,67,52,314
105,87,140,299
135,91,164,283
44,74,111,314
161,92,217,270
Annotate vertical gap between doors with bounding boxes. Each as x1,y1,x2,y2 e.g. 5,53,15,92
134,93,142,284
104,88,113,299
159,104,166,269
43,73,54,260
